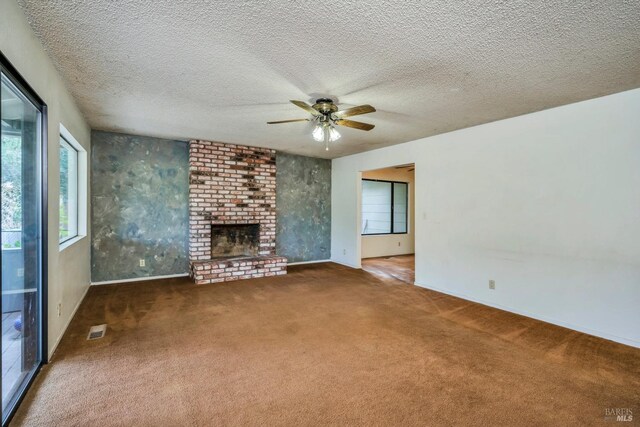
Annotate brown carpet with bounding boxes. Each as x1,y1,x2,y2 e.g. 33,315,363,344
11,263,640,426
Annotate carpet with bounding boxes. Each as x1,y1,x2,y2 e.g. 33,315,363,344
11,262,640,425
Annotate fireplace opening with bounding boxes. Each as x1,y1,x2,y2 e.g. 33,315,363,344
211,224,260,258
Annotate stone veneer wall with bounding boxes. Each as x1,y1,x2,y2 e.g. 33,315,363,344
188,140,286,284
91,131,189,282
276,153,331,263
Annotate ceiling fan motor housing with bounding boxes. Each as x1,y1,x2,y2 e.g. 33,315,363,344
313,98,338,115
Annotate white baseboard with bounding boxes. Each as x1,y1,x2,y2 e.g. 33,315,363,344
91,273,189,286
362,252,415,259
287,259,331,266
329,259,361,269
48,283,90,361
414,281,640,349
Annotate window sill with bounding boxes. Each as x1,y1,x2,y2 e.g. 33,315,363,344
362,233,409,237
59,235,85,252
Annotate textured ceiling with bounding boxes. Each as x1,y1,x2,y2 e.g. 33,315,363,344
18,0,640,158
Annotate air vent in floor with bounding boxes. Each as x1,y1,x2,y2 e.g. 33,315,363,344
87,324,107,340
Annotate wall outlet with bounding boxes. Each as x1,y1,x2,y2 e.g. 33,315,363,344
398,241,401,247
343,249,346,255
57,303,62,317
489,280,495,290
17,268,24,277
139,259,145,267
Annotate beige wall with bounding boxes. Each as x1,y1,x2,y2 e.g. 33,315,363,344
361,167,415,258
1,0,91,358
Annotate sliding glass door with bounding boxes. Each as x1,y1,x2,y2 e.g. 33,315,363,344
1,56,46,424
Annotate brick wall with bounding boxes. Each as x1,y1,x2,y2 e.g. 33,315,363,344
188,140,286,284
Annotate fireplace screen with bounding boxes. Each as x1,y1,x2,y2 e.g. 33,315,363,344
211,224,260,258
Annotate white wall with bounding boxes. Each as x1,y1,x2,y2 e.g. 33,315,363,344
361,167,415,258
1,0,92,358
332,88,640,348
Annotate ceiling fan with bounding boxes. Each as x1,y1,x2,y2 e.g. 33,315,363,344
267,98,376,151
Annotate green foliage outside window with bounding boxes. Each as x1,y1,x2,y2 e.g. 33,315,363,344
1,134,22,248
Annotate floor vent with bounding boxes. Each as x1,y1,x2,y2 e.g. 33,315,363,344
87,324,107,340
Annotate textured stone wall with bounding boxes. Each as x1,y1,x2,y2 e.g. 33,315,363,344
276,153,331,263
91,134,327,283
91,131,188,282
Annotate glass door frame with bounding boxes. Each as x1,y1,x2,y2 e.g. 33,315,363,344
0,51,48,426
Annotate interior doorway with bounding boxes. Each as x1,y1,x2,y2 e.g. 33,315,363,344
359,164,415,284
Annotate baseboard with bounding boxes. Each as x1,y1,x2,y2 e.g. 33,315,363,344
48,283,90,361
414,281,640,349
329,259,362,269
91,273,189,286
287,259,331,266
362,252,415,259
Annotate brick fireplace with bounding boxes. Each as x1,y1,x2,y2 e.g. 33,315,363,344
188,140,287,284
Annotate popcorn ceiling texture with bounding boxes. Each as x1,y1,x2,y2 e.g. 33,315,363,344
18,0,640,159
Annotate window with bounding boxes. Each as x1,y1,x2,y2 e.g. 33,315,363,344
362,179,408,235
58,124,87,249
59,136,78,242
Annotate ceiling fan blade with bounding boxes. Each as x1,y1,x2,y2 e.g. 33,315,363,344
290,100,321,116
267,118,310,124
335,119,375,131
334,104,376,118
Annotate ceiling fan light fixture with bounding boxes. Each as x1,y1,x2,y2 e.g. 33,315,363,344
328,126,341,142
312,123,341,144
312,124,325,142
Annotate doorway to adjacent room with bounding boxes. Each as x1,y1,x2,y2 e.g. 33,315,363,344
359,164,415,284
